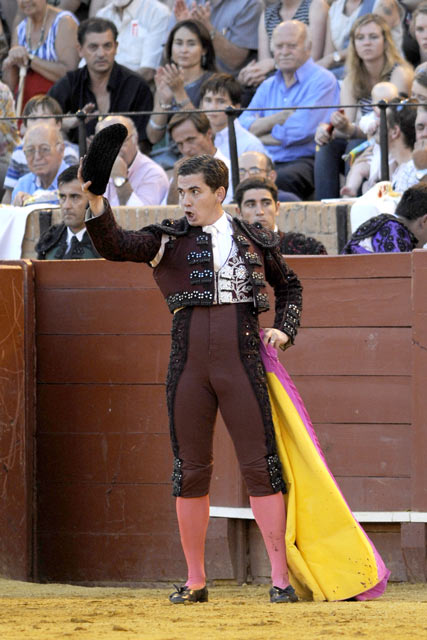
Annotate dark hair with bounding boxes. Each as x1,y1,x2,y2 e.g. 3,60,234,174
234,177,278,207
387,98,417,149
57,164,79,186
200,73,242,105
78,17,118,45
264,154,275,172
177,154,229,193
165,20,216,71
23,94,63,123
168,111,212,136
395,182,427,220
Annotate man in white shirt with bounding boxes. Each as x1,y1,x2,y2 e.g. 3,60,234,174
96,0,171,83
95,115,169,206
200,72,268,160
167,111,232,203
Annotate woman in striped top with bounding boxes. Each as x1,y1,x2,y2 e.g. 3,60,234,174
238,0,328,89
3,0,79,106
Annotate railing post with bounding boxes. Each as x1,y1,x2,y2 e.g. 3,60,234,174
76,110,87,158
378,100,389,182
226,106,240,195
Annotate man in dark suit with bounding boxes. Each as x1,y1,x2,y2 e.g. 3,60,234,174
36,164,100,259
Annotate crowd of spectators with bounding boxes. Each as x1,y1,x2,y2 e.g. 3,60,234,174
1,0,427,256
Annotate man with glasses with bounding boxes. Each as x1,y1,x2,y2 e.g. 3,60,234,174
11,122,67,206
238,151,300,202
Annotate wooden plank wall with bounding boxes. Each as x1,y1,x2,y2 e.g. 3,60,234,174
0,262,35,580
35,261,235,583
251,253,417,583
280,254,413,513
32,252,425,584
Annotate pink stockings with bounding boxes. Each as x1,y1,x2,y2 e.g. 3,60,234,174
250,493,290,589
176,492,289,589
176,495,210,589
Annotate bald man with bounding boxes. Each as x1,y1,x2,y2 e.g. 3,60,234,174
11,122,67,206
239,20,340,200
238,151,300,202
95,115,169,206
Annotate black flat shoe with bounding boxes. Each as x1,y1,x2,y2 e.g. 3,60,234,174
269,585,299,603
169,584,208,604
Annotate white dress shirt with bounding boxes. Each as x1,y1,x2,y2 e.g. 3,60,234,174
202,212,233,271
66,227,86,250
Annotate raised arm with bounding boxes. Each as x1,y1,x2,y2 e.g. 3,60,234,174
78,152,162,263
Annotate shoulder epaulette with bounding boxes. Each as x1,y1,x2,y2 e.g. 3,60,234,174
35,223,66,254
233,217,279,249
352,214,403,240
155,216,190,236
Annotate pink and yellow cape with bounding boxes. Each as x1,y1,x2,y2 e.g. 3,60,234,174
260,338,390,601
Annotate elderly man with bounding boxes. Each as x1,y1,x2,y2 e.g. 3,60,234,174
167,111,232,204
235,176,327,254
96,115,169,206
49,17,153,152
2,94,79,205
239,21,340,199
35,164,100,260
11,122,67,206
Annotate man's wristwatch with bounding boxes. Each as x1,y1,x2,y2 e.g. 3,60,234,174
28,52,35,66
333,51,341,64
113,176,127,188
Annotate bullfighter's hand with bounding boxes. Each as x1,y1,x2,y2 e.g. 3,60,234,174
263,328,290,351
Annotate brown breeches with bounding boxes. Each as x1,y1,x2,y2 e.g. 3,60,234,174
172,304,277,498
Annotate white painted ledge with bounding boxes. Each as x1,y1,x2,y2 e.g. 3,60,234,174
209,506,427,523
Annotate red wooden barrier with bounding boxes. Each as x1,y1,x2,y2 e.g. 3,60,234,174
0,252,426,584
0,262,35,580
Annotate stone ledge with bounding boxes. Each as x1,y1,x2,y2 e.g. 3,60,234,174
22,202,349,259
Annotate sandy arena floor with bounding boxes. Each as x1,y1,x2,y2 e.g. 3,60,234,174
0,580,426,640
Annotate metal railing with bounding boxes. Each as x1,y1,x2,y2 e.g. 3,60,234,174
1,99,422,192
